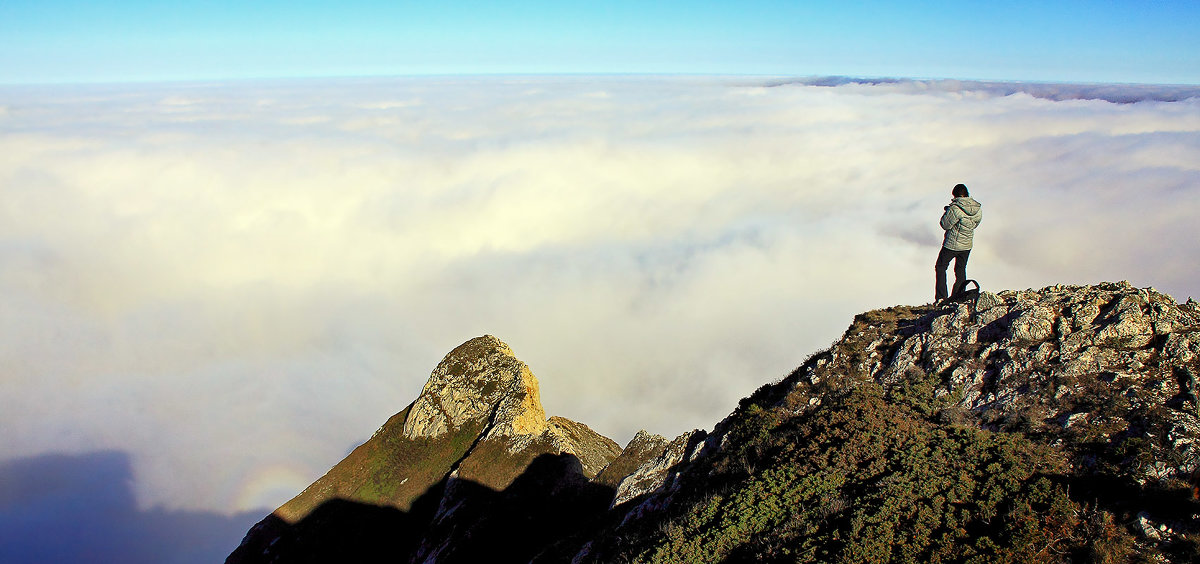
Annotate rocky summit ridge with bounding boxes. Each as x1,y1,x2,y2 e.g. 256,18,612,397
402,335,547,441
398,335,616,472
230,282,1200,563
228,334,625,564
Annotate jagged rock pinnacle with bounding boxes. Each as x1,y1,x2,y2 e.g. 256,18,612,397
403,335,548,440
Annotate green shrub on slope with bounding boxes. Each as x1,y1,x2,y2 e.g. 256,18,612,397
620,387,1134,563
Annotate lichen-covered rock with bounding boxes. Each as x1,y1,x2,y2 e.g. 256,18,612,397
976,290,1003,312
400,336,622,489
403,335,548,440
595,430,670,489
810,282,1200,490
612,429,707,508
546,416,622,478
1094,293,1156,348
1009,304,1056,343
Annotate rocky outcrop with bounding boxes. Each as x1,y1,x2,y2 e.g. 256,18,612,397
612,429,707,508
403,335,548,441
546,417,623,478
595,430,670,489
568,282,1200,562
829,282,1200,485
228,335,622,564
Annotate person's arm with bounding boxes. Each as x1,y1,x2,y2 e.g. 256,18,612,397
940,205,960,230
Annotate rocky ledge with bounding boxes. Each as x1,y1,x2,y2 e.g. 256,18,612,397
582,281,1199,562
815,281,1200,487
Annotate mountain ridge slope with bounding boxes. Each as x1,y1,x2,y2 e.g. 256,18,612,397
229,281,1200,563
227,335,622,564
563,281,1200,562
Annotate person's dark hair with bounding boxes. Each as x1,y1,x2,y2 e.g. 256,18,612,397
952,183,970,197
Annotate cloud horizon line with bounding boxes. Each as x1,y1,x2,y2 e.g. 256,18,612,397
6,72,1200,94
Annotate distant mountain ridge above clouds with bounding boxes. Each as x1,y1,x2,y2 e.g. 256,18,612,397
765,76,1200,103
229,281,1200,563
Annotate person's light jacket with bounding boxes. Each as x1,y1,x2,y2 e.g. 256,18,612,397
940,196,982,251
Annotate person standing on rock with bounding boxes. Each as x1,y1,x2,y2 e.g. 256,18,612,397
935,183,982,303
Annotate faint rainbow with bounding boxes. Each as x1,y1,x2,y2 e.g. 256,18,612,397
234,463,312,513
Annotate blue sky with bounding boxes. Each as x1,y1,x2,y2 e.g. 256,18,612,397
2,0,1198,84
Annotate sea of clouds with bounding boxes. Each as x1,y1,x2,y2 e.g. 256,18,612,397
1,75,1198,559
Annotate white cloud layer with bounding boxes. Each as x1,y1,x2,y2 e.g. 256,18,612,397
1,76,1198,518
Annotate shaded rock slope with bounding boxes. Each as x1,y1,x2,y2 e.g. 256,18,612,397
230,282,1200,563
226,335,623,564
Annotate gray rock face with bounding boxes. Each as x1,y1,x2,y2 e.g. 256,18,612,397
403,335,548,441
823,281,1200,485
595,430,670,489
612,429,708,508
1009,304,1056,343
976,290,1003,312
402,335,622,475
547,416,623,478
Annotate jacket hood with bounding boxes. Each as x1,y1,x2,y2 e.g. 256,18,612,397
952,196,981,216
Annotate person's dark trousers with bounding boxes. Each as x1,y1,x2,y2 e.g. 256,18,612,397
935,246,971,301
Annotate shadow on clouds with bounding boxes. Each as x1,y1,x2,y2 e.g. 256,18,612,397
0,451,265,564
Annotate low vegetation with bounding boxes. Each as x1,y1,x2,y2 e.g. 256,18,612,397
612,384,1144,563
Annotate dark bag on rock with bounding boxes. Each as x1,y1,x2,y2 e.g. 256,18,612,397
944,279,983,321
949,279,980,304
